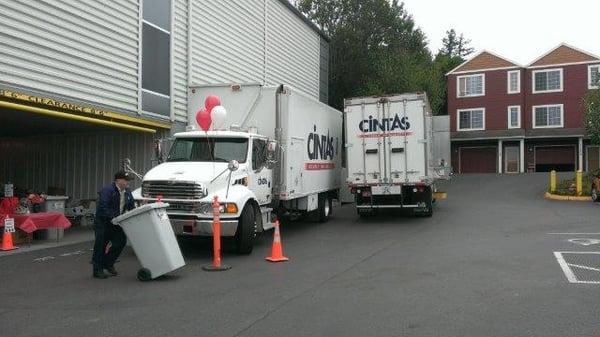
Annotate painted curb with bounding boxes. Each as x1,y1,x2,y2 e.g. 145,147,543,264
544,192,592,202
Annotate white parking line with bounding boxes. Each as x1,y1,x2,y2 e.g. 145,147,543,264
554,251,600,284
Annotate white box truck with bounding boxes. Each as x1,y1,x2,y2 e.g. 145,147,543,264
135,84,342,254
344,93,449,217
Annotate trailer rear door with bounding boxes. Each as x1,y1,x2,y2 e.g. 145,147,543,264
345,97,427,185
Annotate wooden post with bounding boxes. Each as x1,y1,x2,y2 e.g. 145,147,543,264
576,170,583,196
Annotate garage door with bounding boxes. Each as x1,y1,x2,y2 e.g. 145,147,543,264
459,147,497,173
535,146,575,172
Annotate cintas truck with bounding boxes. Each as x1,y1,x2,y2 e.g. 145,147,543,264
344,93,450,217
135,84,342,254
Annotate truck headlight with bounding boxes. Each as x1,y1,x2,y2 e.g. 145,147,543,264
200,202,238,214
220,203,238,214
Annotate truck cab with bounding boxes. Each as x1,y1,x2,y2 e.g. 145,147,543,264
137,130,276,254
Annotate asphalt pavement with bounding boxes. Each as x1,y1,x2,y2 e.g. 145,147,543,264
2,173,600,337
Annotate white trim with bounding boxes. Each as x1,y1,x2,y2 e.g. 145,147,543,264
137,0,143,115
527,42,600,67
532,104,564,129
456,73,485,98
141,110,171,120
528,60,600,69
446,50,523,75
449,66,521,76
142,19,171,35
142,88,171,99
507,70,521,94
507,105,521,129
589,64,600,89
456,107,485,131
532,68,563,94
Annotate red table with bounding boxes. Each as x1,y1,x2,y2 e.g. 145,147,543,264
0,212,72,233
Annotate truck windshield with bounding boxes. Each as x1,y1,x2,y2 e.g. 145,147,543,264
167,137,248,163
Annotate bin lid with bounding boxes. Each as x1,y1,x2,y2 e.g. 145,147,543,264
112,202,170,225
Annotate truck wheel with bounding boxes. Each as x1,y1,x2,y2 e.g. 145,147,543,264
317,194,332,222
235,204,255,255
422,192,433,217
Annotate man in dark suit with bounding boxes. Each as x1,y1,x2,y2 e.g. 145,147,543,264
92,171,135,279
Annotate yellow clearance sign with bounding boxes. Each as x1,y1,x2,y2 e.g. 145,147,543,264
0,89,170,129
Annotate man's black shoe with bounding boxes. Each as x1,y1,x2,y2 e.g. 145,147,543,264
93,270,109,279
104,266,118,276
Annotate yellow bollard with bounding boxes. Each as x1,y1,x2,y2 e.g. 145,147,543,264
576,170,583,196
550,170,556,193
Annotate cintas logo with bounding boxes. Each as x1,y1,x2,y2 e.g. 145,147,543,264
359,114,411,132
307,125,337,160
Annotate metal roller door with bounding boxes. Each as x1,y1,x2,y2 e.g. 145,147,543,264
535,146,575,172
459,147,497,173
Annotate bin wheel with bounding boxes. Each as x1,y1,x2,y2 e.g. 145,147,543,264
137,268,152,282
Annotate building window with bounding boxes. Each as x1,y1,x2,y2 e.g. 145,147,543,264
589,65,600,89
457,108,485,131
507,70,520,94
457,74,485,98
141,0,172,118
508,105,521,129
533,69,563,93
533,104,563,128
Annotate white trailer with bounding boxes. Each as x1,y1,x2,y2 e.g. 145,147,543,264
136,84,342,254
344,93,449,217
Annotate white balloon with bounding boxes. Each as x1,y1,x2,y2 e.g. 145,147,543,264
211,105,227,130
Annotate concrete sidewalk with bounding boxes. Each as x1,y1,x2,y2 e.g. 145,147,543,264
0,225,94,258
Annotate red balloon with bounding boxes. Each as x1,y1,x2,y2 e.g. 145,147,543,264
195,108,212,131
205,95,221,112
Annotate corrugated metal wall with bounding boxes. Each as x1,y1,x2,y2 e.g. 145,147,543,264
189,0,266,86
187,0,323,106
172,0,189,123
0,0,141,113
319,36,330,104
265,0,320,99
0,132,154,201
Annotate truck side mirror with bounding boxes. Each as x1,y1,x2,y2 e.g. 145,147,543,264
228,160,240,172
154,140,164,163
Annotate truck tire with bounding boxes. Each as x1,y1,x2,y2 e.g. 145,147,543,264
422,190,433,217
317,193,332,222
235,204,255,255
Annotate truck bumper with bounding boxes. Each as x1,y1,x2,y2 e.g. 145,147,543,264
171,217,239,237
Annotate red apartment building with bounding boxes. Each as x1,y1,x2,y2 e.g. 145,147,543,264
447,43,600,174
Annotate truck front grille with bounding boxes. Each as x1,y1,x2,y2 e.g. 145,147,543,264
142,181,205,200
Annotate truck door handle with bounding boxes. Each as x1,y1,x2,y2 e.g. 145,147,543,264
365,149,378,154
391,148,404,153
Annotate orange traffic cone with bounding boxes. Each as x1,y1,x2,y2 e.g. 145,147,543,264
266,220,288,262
1,220,18,251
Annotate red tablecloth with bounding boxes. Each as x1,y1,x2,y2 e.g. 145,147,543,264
0,212,72,233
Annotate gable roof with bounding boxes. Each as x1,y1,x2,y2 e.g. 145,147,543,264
528,43,600,67
446,51,522,76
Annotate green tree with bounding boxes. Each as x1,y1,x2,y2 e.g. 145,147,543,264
584,84,600,144
297,1,473,115
439,29,474,58
298,0,431,110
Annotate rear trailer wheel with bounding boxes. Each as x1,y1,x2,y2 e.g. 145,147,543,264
235,205,256,255
317,194,332,222
422,189,433,217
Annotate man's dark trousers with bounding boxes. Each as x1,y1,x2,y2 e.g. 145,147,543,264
92,217,126,271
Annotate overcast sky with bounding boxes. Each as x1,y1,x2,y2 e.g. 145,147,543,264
401,0,600,65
